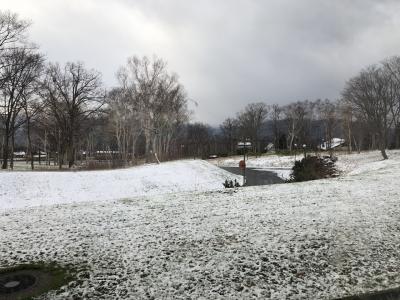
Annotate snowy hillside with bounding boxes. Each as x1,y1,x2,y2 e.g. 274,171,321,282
1,151,400,299
0,160,240,210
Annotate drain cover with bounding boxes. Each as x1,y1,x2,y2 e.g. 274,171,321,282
4,281,20,288
0,266,71,300
0,273,36,293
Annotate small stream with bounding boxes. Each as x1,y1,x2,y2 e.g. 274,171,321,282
221,167,285,186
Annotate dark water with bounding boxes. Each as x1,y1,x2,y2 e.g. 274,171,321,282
221,167,284,186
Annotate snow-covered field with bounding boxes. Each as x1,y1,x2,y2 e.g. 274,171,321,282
0,160,239,210
1,151,400,299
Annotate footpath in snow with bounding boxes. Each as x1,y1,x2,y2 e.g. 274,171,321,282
0,160,239,210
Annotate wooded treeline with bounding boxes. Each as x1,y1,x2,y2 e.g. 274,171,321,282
0,11,190,169
2,11,400,170
214,57,400,160
159,87,400,161
219,71,400,159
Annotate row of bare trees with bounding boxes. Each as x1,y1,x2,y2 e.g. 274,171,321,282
342,57,400,159
0,11,106,169
2,10,400,168
0,11,189,169
218,90,400,160
38,62,105,168
219,57,400,160
219,100,340,155
0,11,42,169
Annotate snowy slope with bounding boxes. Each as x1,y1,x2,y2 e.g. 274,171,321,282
0,160,240,210
335,150,400,174
1,152,400,299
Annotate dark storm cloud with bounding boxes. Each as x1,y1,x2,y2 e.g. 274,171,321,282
2,0,400,124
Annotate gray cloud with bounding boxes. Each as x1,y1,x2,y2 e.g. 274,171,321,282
2,0,400,124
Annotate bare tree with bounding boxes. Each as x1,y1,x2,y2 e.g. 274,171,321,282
381,56,400,148
284,101,308,151
122,56,165,162
0,46,43,169
339,100,354,153
270,104,282,150
185,123,212,159
237,102,268,153
40,62,105,168
342,64,395,159
116,55,189,162
0,11,31,168
22,85,48,170
220,117,238,154
151,73,189,161
0,11,29,50
107,87,142,163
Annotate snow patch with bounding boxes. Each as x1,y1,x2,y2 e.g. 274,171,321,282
0,160,240,210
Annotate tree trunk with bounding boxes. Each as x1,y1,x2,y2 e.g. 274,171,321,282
289,134,294,152
395,125,400,149
379,130,388,160
58,153,62,169
353,136,361,154
144,129,153,163
1,138,9,169
58,129,63,169
380,147,388,160
68,146,75,168
131,138,136,164
288,121,296,152
347,120,352,154
0,135,3,167
371,134,376,150
152,135,159,161
25,109,34,170
10,132,15,170
68,131,75,168
1,124,10,169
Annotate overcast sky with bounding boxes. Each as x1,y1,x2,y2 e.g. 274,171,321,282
2,0,400,124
